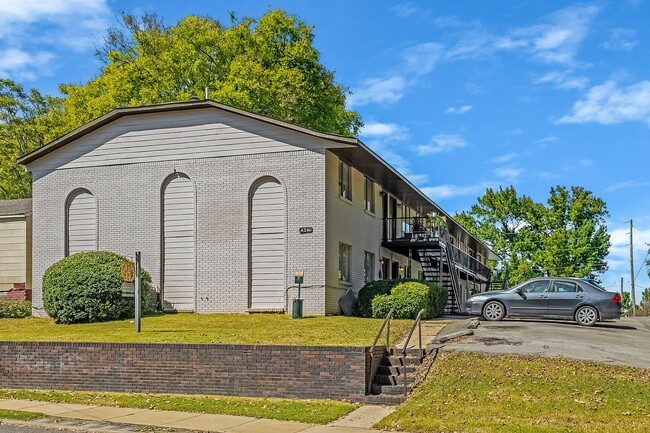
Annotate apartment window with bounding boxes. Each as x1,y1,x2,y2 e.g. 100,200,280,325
364,251,375,283
364,178,375,213
339,243,351,282
380,257,390,280
339,161,352,200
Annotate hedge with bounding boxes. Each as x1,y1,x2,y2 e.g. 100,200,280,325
43,251,155,324
357,278,421,318
367,280,447,320
0,300,32,318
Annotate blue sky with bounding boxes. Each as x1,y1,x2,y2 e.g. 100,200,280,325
2,0,649,299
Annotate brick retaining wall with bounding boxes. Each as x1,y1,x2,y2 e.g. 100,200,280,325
0,342,378,401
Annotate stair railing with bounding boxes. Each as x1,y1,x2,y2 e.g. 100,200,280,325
442,236,463,312
401,308,426,395
367,309,394,393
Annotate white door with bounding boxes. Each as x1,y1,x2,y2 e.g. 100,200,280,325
162,174,195,311
67,191,97,255
250,179,286,311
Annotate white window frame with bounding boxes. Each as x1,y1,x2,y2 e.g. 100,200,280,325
364,251,375,283
339,161,352,200
339,242,351,282
364,177,375,213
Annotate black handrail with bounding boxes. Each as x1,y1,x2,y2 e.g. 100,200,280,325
367,309,394,393
401,308,426,395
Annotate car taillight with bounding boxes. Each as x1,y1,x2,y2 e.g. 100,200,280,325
611,293,621,303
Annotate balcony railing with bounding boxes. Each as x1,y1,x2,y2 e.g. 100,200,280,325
382,217,490,278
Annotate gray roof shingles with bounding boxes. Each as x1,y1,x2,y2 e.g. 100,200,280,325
0,198,32,217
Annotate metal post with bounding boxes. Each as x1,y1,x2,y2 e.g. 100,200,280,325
630,220,636,317
135,251,141,333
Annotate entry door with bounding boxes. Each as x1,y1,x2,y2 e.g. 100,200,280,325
509,280,550,316
162,174,195,311
250,179,286,311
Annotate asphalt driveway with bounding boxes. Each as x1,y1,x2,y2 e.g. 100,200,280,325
442,317,650,369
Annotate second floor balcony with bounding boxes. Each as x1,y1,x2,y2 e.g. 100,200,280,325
381,217,490,279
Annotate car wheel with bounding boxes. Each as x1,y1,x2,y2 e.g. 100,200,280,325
575,306,598,326
483,301,505,321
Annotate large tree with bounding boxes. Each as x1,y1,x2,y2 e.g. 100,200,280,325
45,10,361,140
456,185,610,285
0,79,55,198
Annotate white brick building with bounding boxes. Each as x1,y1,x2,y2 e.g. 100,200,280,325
20,100,497,316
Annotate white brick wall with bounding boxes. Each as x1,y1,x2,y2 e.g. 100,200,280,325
31,149,327,316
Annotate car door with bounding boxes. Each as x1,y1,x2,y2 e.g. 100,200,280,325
547,280,585,317
507,280,550,317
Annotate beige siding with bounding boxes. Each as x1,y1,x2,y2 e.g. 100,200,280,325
0,218,28,291
249,179,286,311
67,191,97,255
324,151,420,315
162,174,196,312
30,109,343,173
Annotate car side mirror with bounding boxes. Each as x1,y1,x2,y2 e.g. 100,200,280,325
514,287,523,294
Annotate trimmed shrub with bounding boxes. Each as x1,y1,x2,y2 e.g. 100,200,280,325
0,300,32,318
370,281,447,320
43,251,155,324
357,278,420,318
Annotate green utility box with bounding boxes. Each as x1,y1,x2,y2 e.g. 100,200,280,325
292,299,303,319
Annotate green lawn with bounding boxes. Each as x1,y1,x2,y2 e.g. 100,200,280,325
0,409,45,421
0,314,410,346
376,351,650,433
0,389,355,424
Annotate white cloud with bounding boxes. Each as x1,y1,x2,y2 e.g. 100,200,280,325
402,42,444,76
348,76,408,107
0,0,110,80
392,2,421,18
536,135,559,145
606,180,650,192
601,28,638,51
558,80,650,125
492,166,524,182
535,70,589,90
489,153,519,164
416,134,467,155
421,182,495,200
578,159,593,167
446,105,473,114
360,122,408,138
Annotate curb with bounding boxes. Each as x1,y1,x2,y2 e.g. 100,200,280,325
433,329,473,344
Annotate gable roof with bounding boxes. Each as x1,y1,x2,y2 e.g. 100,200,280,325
0,199,32,217
17,99,499,260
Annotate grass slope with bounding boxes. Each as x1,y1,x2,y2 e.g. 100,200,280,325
0,389,356,424
377,351,650,433
0,314,410,346
0,409,45,421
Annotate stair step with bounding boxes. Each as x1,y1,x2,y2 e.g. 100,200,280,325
382,355,422,366
378,364,416,375
375,373,406,385
372,383,407,395
363,394,405,405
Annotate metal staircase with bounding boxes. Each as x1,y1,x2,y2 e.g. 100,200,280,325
416,237,463,314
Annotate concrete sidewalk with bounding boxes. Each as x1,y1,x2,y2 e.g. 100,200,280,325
0,398,388,433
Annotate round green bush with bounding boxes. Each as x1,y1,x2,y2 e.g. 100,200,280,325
370,281,448,320
371,281,430,319
357,278,420,318
43,251,155,324
0,300,32,318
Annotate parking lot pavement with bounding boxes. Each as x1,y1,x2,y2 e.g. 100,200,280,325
442,317,650,369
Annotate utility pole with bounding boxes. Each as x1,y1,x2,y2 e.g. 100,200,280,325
629,220,636,317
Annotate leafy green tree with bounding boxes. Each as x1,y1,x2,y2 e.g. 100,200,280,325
0,79,55,198
455,186,541,284
45,10,361,140
456,185,610,285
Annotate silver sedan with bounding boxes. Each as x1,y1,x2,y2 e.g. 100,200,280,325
466,277,622,326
